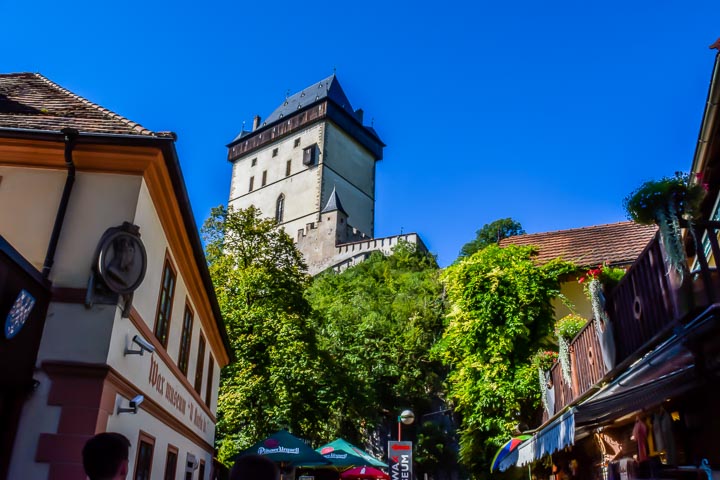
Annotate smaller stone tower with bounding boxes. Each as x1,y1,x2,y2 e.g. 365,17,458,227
296,187,426,274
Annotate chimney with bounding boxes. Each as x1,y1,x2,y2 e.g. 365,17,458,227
252,115,261,131
355,108,364,123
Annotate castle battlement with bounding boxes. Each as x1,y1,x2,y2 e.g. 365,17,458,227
336,233,422,255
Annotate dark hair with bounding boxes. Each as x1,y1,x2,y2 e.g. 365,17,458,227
82,432,131,480
230,455,279,480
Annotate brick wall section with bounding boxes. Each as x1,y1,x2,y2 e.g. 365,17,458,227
37,363,113,480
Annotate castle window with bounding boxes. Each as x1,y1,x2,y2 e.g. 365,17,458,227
303,144,317,166
286,160,291,177
249,176,254,192
294,138,300,148
251,157,257,167
262,170,267,186
272,148,278,157
276,194,285,223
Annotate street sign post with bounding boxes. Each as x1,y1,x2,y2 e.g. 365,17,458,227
387,441,413,480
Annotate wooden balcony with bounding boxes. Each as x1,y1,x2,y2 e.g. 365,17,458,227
541,222,720,422
542,319,606,422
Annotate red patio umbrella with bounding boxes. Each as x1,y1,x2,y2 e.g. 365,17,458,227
340,466,389,480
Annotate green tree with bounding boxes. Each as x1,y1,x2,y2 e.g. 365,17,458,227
415,419,459,479
434,244,573,478
203,206,333,463
459,218,525,257
305,242,446,445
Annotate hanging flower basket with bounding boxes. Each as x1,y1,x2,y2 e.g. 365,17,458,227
579,264,624,371
531,350,558,415
554,314,586,385
623,172,706,276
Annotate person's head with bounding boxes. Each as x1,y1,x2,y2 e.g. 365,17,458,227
230,455,280,480
82,432,131,480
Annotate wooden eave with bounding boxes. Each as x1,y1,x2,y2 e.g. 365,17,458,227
227,99,384,162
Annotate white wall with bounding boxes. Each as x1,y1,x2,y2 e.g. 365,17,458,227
321,122,376,236
131,180,220,413
0,167,142,284
37,303,116,364
0,166,65,270
106,392,213,480
108,306,216,445
229,123,325,241
6,370,59,480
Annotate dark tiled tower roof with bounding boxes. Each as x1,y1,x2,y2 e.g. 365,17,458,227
499,221,657,267
263,74,355,127
321,187,348,215
0,73,163,136
228,74,383,151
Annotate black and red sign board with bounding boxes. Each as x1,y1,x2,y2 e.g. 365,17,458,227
387,441,413,480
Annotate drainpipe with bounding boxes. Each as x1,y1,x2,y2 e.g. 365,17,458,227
42,128,78,280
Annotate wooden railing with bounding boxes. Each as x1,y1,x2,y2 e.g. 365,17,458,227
542,319,606,422
541,222,720,422
606,234,676,363
569,319,606,396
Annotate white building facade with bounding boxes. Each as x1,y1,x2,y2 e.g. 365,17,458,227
0,73,230,480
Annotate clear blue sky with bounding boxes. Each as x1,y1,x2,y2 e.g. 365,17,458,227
2,0,719,266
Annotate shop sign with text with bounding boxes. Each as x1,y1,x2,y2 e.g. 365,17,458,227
388,441,413,480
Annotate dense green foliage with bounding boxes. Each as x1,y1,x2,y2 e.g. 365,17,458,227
305,242,446,445
554,313,586,341
415,420,459,478
205,209,448,466
204,206,334,463
434,245,574,477
623,172,705,225
206,205,571,477
459,218,525,257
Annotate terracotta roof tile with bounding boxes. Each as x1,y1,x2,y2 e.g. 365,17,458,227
0,72,155,136
498,221,657,267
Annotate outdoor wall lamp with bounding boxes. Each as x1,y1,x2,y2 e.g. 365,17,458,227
124,334,156,356
117,395,144,414
397,409,414,441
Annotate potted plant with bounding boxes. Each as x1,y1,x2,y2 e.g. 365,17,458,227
531,349,558,416
579,264,625,371
554,314,586,385
623,172,706,276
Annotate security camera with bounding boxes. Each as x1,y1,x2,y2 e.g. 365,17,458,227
186,453,199,472
124,335,156,356
117,394,144,414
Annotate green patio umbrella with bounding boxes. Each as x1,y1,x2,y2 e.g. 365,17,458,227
315,438,387,468
231,430,330,467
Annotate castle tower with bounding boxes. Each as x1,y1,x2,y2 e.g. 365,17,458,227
226,75,384,243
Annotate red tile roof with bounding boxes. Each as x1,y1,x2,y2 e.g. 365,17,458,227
0,73,157,136
498,221,657,267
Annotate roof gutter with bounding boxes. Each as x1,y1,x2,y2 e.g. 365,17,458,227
692,51,720,175
41,127,78,279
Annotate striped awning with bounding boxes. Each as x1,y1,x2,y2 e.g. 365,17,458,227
515,409,575,467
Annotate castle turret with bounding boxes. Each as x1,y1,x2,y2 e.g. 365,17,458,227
321,186,349,245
